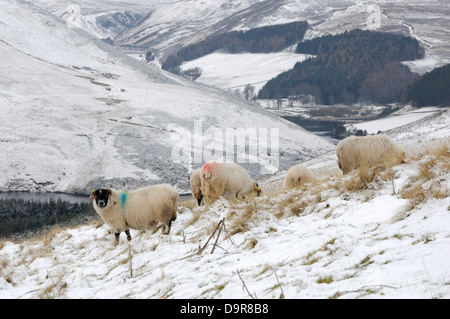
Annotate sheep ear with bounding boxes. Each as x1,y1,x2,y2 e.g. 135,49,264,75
89,190,96,200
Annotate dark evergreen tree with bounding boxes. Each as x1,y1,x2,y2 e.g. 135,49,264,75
0,198,95,238
258,29,424,105
401,64,450,107
162,21,308,71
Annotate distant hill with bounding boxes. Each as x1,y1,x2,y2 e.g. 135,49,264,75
258,29,424,105
401,64,450,107
162,21,308,73
0,1,333,194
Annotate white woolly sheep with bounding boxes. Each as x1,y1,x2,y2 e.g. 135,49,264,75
336,135,405,174
190,168,204,206
90,184,178,242
283,164,317,189
200,161,261,204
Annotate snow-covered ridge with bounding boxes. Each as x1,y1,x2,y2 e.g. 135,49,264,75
113,0,449,72
27,0,159,40
28,1,450,76
60,4,144,40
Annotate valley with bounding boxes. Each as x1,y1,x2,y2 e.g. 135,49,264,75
0,0,448,300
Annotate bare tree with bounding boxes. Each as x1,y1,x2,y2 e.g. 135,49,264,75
244,84,255,101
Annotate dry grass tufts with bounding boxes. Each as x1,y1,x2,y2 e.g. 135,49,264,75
401,180,427,208
343,165,378,192
399,142,449,211
343,155,401,193
268,180,332,219
227,202,258,235
423,141,449,161
178,198,198,211
289,200,308,216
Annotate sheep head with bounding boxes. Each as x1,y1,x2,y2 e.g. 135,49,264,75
90,188,112,208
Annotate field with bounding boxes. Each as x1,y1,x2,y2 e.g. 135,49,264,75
180,51,310,93
1,109,448,299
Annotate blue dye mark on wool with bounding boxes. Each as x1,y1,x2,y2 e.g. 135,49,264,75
120,191,128,208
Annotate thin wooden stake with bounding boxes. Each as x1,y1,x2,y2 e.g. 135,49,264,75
236,269,256,299
211,218,224,254
274,271,285,299
128,244,133,279
197,218,223,255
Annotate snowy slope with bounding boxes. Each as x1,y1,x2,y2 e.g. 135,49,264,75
111,0,450,72
26,0,162,40
111,0,354,57
28,0,450,93
113,0,264,55
1,1,447,300
351,107,443,134
0,0,334,194
0,108,448,299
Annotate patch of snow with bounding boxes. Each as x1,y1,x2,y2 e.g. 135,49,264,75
180,52,311,93
352,107,443,134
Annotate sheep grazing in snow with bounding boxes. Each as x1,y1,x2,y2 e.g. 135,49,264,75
190,168,204,206
335,135,405,174
200,160,261,204
90,184,178,242
283,164,317,189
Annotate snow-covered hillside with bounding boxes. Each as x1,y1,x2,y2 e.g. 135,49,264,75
351,107,443,134
1,0,448,300
0,0,334,194
26,0,161,40
30,0,450,71
0,109,448,299
111,0,353,56
33,0,450,104
114,0,450,72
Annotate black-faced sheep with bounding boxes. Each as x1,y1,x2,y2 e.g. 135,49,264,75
200,160,261,204
336,135,405,174
283,164,317,189
90,184,178,242
190,168,203,206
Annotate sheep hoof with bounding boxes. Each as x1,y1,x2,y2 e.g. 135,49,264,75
162,221,172,235
125,229,132,241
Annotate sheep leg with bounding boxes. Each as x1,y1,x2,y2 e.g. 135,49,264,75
162,220,172,235
115,231,121,242
125,229,132,241
162,213,177,235
197,195,203,206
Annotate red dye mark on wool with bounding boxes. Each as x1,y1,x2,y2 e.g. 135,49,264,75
202,161,216,174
